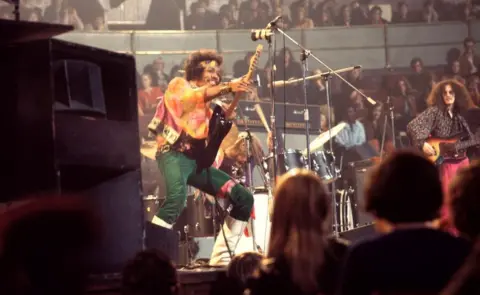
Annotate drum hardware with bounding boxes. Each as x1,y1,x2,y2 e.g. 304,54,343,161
268,20,374,236
184,225,194,266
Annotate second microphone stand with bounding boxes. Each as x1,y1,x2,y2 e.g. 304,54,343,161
301,49,312,170
269,26,375,235
380,97,396,161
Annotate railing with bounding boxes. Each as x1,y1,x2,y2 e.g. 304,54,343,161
55,21,480,75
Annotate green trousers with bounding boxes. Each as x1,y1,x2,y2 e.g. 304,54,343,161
156,150,254,225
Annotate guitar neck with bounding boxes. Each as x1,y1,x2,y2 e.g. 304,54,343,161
225,45,262,116
456,139,478,151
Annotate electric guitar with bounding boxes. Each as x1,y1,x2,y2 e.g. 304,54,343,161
425,135,478,165
196,44,263,172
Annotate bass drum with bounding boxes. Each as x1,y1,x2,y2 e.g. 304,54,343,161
236,187,272,255
173,189,215,241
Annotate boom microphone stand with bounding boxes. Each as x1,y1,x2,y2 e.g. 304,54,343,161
270,27,376,236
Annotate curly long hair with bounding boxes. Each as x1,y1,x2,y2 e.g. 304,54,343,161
184,49,223,81
426,79,475,112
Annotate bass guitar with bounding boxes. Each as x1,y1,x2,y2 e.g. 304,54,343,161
425,135,478,165
196,44,263,172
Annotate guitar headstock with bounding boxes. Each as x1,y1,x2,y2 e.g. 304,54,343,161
247,44,263,79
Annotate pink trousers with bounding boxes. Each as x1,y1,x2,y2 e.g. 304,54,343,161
439,158,470,235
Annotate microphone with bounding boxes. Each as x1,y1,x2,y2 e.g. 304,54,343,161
267,15,282,29
251,29,274,42
251,15,282,42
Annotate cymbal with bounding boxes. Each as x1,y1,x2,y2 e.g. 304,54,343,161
141,140,157,160
302,122,347,155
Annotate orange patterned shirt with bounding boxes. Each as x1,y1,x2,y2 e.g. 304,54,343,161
164,77,212,140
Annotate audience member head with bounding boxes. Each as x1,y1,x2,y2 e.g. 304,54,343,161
367,101,384,122
141,73,153,89
0,195,97,295
269,169,330,293
398,1,408,17
464,37,476,54
365,150,443,226
426,79,474,112
122,249,178,295
410,57,424,74
449,160,480,241
227,252,263,288
344,103,358,124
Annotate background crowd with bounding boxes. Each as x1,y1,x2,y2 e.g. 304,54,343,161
1,0,480,30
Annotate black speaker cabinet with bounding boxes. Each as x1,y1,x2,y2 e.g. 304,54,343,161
0,27,140,201
0,20,143,274
348,159,376,226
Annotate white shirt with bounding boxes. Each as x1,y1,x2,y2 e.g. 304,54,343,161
334,120,366,149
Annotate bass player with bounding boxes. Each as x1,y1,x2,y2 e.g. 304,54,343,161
148,49,254,265
406,79,477,231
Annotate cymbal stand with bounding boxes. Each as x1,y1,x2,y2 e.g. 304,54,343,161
300,49,312,170
379,96,396,161
324,72,339,235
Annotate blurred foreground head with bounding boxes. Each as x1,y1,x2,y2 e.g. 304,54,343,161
269,169,330,293
0,195,97,295
365,150,443,225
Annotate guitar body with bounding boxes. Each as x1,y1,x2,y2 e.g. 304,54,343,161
196,104,233,172
426,136,467,165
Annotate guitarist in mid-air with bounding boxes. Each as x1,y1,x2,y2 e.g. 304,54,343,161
148,50,254,265
407,79,477,230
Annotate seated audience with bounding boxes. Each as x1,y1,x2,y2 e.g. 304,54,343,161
338,151,471,295
362,102,394,154
122,249,178,295
227,251,263,289
211,252,264,295
247,169,349,295
335,104,366,150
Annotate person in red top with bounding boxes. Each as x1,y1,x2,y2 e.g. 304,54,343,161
148,49,253,266
138,73,164,116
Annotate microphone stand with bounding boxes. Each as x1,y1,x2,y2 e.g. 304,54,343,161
300,49,312,170
379,96,396,161
324,72,338,235
268,30,278,189
271,28,376,236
